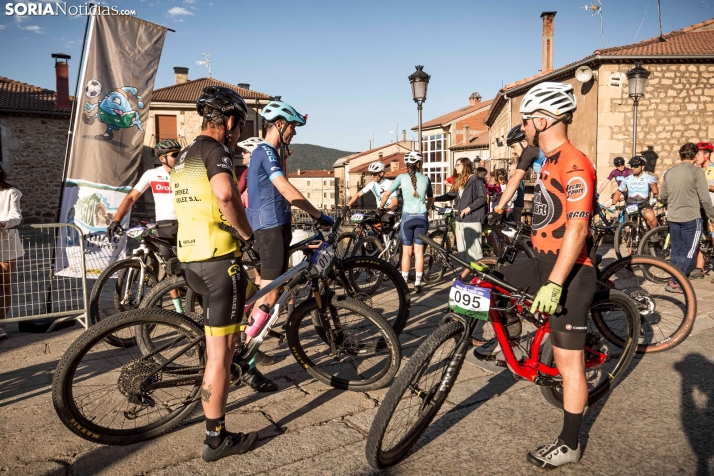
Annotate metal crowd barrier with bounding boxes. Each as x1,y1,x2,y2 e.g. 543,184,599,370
1,223,89,331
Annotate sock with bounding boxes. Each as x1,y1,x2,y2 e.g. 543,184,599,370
172,297,184,313
415,273,423,285
249,354,257,370
401,271,409,281
558,410,583,449
205,415,227,449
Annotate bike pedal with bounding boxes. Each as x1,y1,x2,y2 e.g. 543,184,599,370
494,359,508,368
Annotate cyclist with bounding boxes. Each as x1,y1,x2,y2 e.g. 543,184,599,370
487,82,596,469
107,139,183,310
377,151,434,293
245,98,333,355
596,156,632,205
343,162,399,226
170,86,257,462
490,125,546,217
611,156,659,230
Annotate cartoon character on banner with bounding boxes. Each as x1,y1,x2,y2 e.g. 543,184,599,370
82,79,145,141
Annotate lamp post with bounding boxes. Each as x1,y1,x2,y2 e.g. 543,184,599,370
626,62,650,157
409,65,430,152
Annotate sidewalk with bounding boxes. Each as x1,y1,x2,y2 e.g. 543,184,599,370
2,249,714,475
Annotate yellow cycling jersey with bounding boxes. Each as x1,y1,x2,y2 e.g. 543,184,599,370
170,135,241,262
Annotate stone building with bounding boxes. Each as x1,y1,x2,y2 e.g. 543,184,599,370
0,54,72,223
486,15,714,187
287,169,336,209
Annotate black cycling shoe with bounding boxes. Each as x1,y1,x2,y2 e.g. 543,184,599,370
242,367,278,392
414,283,423,294
201,431,258,462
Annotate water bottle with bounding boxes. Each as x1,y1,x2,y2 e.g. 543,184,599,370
245,304,271,338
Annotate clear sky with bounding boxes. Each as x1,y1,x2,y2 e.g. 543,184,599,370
1,0,712,151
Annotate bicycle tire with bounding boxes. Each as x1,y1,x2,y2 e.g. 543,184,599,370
614,220,639,260
52,308,205,445
351,236,385,260
540,289,640,408
286,294,401,391
597,255,696,353
366,318,464,469
637,225,671,264
89,259,159,347
337,256,410,335
335,231,359,258
422,230,449,284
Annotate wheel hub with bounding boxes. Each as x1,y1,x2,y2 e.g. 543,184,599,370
117,359,161,397
630,290,655,316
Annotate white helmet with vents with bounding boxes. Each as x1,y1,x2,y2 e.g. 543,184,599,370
368,162,386,173
404,151,423,164
519,82,577,116
236,137,263,153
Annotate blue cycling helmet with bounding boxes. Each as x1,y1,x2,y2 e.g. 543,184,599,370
261,100,307,126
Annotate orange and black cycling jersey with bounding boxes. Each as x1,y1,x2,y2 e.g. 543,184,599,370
530,141,596,266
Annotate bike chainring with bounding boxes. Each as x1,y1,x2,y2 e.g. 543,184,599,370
117,358,162,397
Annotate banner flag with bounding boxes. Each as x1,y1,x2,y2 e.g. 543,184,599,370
57,13,167,277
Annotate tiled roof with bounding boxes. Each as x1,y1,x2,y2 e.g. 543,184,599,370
152,77,270,103
288,169,335,178
486,17,714,126
449,133,489,150
412,99,493,131
344,142,412,164
0,76,72,114
350,152,406,174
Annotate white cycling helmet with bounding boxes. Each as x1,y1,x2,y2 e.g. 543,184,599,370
236,137,263,153
519,82,577,116
368,162,386,173
404,151,423,164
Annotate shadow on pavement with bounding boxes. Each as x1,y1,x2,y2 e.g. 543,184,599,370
675,353,714,476
0,358,59,408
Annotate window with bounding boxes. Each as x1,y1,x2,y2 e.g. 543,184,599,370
330,192,335,198
324,191,328,198
307,180,311,186
422,134,445,164
427,170,445,196
307,193,311,198
155,115,177,141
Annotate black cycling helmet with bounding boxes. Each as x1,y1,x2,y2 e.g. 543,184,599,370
629,156,646,167
196,86,248,121
613,156,625,166
506,125,526,147
154,139,182,157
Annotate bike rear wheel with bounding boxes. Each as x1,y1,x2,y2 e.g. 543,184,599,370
366,318,464,469
540,289,640,408
335,231,359,258
89,259,159,347
422,230,450,284
52,308,205,445
614,220,640,260
638,225,671,263
286,294,401,391
597,256,696,353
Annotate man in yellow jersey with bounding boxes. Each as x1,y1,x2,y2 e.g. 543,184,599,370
171,86,257,462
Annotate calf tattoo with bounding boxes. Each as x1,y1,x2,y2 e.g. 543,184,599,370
200,382,213,403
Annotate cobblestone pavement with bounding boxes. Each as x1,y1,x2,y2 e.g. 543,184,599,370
2,248,714,475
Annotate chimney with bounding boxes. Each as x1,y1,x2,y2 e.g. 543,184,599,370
469,92,482,106
464,125,470,143
297,169,301,175
402,130,407,142
541,11,556,73
52,53,71,110
378,152,383,160
174,66,189,85
237,83,250,90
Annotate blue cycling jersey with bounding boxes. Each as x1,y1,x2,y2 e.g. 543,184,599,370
618,172,657,204
246,142,292,230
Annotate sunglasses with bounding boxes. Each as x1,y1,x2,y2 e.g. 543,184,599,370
522,115,552,126
168,152,179,158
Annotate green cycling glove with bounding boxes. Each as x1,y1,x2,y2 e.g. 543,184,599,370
530,280,563,315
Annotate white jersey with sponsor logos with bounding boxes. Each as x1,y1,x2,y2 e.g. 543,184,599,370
133,166,177,221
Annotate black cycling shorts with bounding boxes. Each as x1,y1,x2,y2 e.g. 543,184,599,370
254,223,292,280
156,220,178,258
181,255,247,337
494,259,597,350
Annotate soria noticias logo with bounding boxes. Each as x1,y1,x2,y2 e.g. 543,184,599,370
5,2,137,16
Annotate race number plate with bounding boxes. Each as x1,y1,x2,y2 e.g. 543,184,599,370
626,204,639,215
350,213,365,223
125,226,146,239
311,242,335,277
438,207,453,215
448,280,490,320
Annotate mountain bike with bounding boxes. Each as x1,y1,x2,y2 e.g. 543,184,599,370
52,217,402,446
351,214,403,268
638,224,714,271
482,219,696,354
88,222,180,347
364,233,640,469
614,202,664,259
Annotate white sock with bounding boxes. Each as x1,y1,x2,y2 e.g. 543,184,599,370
415,273,423,285
402,271,409,281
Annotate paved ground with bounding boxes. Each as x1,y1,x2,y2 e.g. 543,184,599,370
2,247,714,475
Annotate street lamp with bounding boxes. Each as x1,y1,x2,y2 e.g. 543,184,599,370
409,65,430,152
626,62,650,157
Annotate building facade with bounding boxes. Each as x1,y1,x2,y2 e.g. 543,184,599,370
287,169,336,209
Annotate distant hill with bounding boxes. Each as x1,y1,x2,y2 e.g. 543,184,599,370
288,144,357,171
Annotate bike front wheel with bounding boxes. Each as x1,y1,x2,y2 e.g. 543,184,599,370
366,318,464,469
539,289,640,408
614,220,640,260
286,294,401,391
422,229,450,284
637,225,671,263
52,308,205,445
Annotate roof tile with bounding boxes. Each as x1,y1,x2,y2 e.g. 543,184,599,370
415,100,493,130
0,76,72,113
152,77,271,103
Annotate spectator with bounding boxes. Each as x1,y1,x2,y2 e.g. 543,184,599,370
434,157,487,280
660,142,714,293
0,164,23,340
